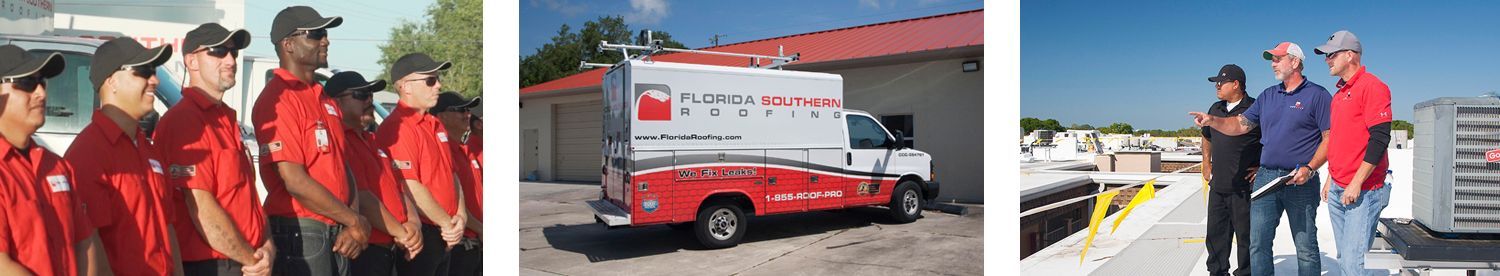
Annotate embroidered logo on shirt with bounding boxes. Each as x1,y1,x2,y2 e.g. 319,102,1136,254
1291,101,1304,109
378,149,389,159
324,103,338,116
438,132,449,142
148,159,165,175
264,141,285,153
46,175,70,192
169,164,198,178
395,160,413,170
472,160,480,169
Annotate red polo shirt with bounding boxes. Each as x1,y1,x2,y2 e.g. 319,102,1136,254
376,102,459,225
66,111,176,275
251,68,353,225
449,140,481,238
0,141,90,276
1329,66,1392,190
466,131,482,165
155,87,267,261
345,127,408,245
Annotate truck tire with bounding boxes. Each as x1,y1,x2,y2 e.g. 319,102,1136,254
888,180,923,223
694,202,747,249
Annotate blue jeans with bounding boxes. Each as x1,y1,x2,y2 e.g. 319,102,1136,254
1327,181,1391,276
270,216,350,276
1249,167,1321,276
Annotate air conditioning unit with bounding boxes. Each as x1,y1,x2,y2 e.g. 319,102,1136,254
1412,96,1500,233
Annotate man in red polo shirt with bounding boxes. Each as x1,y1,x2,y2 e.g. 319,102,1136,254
377,53,467,275
323,71,426,275
0,45,108,276
67,37,181,276
252,6,369,275
1313,30,1394,276
156,23,274,276
431,92,482,276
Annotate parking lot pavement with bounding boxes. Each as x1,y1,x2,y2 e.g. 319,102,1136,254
519,181,984,276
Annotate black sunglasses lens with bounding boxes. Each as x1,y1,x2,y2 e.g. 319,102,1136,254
132,66,155,78
353,91,372,101
308,29,327,40
206,47,238,58
425,76,439,86
8,77,44,91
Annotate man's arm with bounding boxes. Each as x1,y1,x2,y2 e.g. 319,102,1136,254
357,191,408,238
76,232,110,276
404,179,453,225
1299,131,1332,185
0,253,32,276
1201,137,1212,182
274,162,367,228
183,189,257,264
169,227,184,276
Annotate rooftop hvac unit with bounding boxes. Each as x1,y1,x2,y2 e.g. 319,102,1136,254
1412,96,1500,233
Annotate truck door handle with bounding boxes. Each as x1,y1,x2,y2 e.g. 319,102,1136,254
847,153,852,165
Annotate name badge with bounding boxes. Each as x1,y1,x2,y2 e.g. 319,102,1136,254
148,159,164,175
316,128,331,151
46,175,71,192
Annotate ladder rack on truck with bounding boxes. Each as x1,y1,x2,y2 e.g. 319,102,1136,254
580,30,801,70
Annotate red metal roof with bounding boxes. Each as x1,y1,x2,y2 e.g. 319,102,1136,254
520,9,983,95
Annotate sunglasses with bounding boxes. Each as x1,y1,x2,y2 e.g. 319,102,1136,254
120,65,155,79
342,89,373,101
289,29,328,41
1324,50,1352,60
1215,81,1233,88
1,75,46,92
195,46,239,58
403,75,440,87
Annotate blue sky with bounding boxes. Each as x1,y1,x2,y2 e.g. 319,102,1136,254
1022,1,1500,130
520,0,984,58
242,0,433,74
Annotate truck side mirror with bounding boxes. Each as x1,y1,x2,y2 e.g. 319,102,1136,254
891,130,906,150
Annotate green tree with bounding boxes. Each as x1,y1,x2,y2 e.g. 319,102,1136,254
377,0,483,98
1099,123,1134,134
520,16,688,87
1392,120,1413,137
1069,123,1095,130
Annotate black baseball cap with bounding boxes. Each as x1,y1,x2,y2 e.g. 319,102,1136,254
269,6,342,44
90,38,172,91
1206,64,1246,85
0,45,65,79
323,71,385,98
430,92,479,114
389,53,451,82
183,23,251,55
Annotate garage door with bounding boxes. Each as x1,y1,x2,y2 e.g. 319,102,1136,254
553,100,602,182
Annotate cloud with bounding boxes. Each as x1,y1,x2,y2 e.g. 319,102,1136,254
859,0,883,9
530,0,588,17
624,0,670,25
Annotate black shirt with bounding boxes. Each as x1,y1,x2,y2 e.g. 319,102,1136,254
1203,97,1263,193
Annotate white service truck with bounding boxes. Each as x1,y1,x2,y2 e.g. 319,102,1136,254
587,55,940,248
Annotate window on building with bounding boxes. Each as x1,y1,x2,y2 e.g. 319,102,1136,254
881,114,915,148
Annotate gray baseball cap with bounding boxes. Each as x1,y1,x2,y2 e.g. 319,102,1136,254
1313,30,1362,55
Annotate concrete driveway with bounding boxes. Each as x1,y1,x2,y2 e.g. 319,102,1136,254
519,181,984,275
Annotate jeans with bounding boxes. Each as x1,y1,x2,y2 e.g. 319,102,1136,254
270,216,349,276
1249,167,1321,276
183,259,243,276
1327,181,1391,276
350,244,398,276
449,237,482,276
398,224,451,275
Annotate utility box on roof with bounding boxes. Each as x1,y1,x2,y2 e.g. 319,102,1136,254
1411,96,1500,233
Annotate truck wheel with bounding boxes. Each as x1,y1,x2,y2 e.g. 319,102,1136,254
888,181,923,223
694,202,746,249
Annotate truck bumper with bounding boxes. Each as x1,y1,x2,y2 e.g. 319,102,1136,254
923,181,940,200
586,199,631,227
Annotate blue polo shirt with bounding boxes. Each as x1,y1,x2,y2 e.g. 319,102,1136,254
1241,79,1332,170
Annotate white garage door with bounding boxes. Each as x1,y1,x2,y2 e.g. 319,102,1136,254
553,100,602,182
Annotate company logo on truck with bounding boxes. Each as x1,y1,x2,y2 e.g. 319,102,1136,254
637,83,842,121
637,86,672,121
